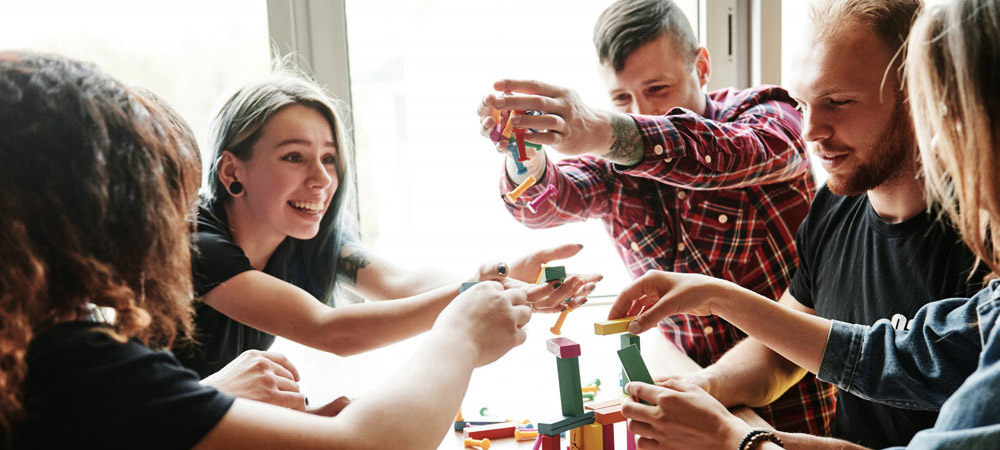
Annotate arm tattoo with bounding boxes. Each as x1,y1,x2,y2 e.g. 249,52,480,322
339,250,371,286
602,113,645,166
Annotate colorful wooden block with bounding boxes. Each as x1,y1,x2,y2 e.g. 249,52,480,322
620,333,641,350
583,423,603,450
459,282,479,293
618,344,654,405
546,337,581,359
513,128,529,162
585,399,621,411
627,428,637,450
550,305,575,335
543,265,567,283
602,424,614,450
505,175,536,203
537,411,595,436
556,356,584,416
506,136,528,175
570,426,584,450
465,422,517,439
594,316,636,335
526,184,558,213
593,405,625,425
540,434,560,450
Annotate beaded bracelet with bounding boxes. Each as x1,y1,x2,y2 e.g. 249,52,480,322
739,429,785,450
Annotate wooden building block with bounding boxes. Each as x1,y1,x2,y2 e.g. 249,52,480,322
585,399,621,411
570,426,584,450
593,316,636,335
620,333,640,350
540,434,560,450
557,356,584,416
627,428,637,450
593,405,625,425
537,411,595,436
602,424,614,450
582,423,603,450
465,422,516,440
617,344,654,385
546,337,581,359
543,265,566,283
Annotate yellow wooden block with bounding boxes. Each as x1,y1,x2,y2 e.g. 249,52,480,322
593,316,636,335
583,423,604,450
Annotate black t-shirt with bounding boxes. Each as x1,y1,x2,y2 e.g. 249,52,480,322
174,203,278,378
789,186,987,448
9,321,234,449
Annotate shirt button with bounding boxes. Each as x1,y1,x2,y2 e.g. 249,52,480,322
677,243,685,252
704,326,714,334
665,158,673,163
677,191,687,200
654,144,663,155
630,242,640,252
718,214,728,224
704,155,713,164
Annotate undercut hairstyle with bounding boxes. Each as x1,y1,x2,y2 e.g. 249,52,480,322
206,69,359,305
594,0,699,72
908,0,1000,277
0,52,202,439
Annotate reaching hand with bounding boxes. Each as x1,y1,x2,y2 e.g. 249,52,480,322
504,243,603,312
623,380,751,450
200,350,307,411
436,281,532,367
608,271,741,334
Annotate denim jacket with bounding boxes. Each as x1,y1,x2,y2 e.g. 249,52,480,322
818,279,1000,449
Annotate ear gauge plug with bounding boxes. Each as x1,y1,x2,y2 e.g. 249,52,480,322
229,181,243,195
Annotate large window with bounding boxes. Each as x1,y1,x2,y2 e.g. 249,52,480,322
0,0,273,173
345,0,699,295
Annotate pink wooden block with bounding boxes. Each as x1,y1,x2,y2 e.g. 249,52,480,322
602,424,614,450
546,337,581,359
626,427,636,450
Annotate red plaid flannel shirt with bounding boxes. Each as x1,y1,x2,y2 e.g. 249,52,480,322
501,86,836,435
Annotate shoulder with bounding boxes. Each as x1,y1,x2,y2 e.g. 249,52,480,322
22,322,235,449
193,202,254,296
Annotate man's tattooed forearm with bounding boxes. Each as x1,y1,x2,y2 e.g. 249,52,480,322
603,113,645,166
339,251,371,286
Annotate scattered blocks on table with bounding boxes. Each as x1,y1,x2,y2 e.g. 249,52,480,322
556,356,584,416
515,428,539,441
465,437,491,449
537,411,595,436
465,422,517,440
459,282,479,293
546,337,581,359
594,316,636,335
583,423,604,450
506,175,537,203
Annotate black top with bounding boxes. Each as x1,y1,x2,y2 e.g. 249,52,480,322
789,186,988,448
175,203,293,378
9,321,234,449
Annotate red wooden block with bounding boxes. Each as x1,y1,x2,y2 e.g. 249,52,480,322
602,424,614,450
546,337,581,359
540,433,561,450
513,128,529,161
465,422,517,440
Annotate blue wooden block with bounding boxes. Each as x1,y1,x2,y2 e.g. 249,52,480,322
459,281,479,293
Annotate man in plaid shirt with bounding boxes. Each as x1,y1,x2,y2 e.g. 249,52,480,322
477,0,834,436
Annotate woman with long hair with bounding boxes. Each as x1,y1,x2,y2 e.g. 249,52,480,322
174,71,601,379
600,0,1000,448
0,51,530,449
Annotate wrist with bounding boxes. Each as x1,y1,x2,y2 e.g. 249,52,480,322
738,429,785,450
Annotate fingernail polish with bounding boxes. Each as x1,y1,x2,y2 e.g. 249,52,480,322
553,282,562,290
577,244,584,250
579,298,589,305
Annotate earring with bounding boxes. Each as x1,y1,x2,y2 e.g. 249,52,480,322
229,181,244,195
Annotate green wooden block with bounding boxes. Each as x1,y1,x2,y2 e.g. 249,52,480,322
620,333,640,351
543,265,566,283
617,344,654,405
556,356,584,417
537,411,595,436
459,282,479,293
